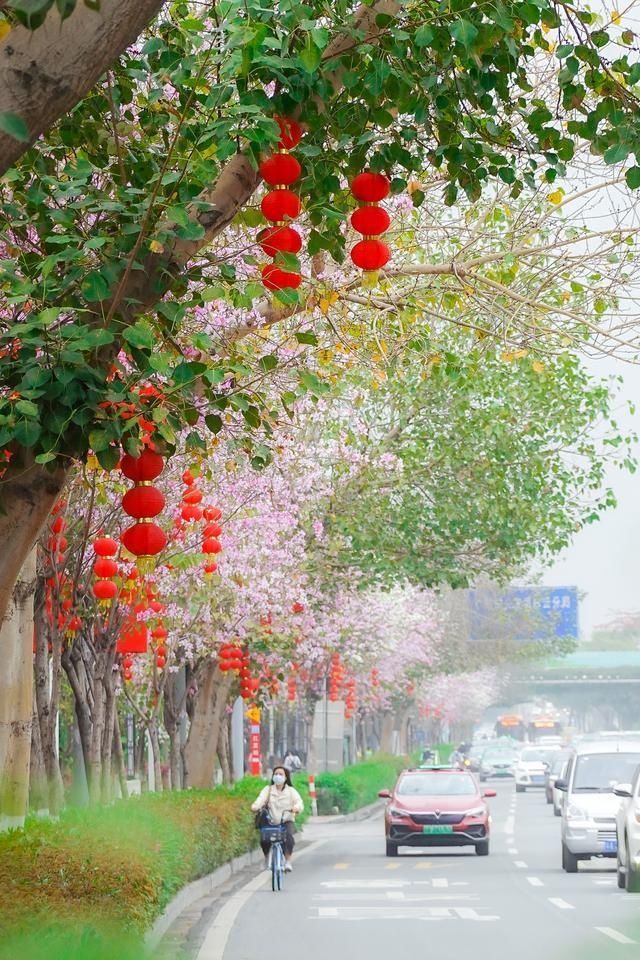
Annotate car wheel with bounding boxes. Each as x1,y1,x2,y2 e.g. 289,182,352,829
476,840,490,857
562,843,578,873
617,855,626,889
546,791,553,805
516,784,525,793
386,840,399,857
625,841,640,892
553,804,561,818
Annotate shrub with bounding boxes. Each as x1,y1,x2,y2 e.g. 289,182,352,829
316,755,407,814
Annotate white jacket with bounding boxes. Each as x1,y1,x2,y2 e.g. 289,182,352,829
251,783,304,823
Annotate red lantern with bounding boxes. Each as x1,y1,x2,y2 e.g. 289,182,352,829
94,557,118,579
182,469,194,486
181,504,203,523
152,626,167,641
292,601,305,614
149,600,164,614
156,654,166,669
276,116,303,150
259,154,301,186
94,536,118,557
351,172,390,202
122,522,167,558
351,206,391,236
122,485,165,519
261,265,302,291
261,190,301,222
350,239,390,271
219,660,233,672
155,644,168,659
203,506,222,522
52,516,66,535
203,522,222,538
203,537,222,555
204,562,218,576
258,226,302,257
94,579,117,601
182,488,203,505
121,449,164,482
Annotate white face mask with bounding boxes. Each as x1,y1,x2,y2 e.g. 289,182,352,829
273,774,286,786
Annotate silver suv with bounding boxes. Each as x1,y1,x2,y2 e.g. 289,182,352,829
557,740,640,873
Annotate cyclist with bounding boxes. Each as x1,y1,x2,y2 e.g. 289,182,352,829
251,765,304,873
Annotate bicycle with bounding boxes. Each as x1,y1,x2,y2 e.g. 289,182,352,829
260,819,288,891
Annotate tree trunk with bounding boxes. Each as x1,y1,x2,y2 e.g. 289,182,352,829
183,662,231,789
29,696,49,816
100,684,116,803
0,548,36,830
217,715,232,785
0,0,167,175
34,600,64,814
380,712,394,754
113,710,128,800
148,717,163,793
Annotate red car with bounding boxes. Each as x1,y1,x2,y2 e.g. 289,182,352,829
379,767,496,857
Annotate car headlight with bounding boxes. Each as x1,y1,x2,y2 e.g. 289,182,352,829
465,806,486,817
566,803,589,820
389,807,410,818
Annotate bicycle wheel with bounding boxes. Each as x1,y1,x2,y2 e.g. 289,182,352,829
271,842,284,891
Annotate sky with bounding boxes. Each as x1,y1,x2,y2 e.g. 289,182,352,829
542,361,640,641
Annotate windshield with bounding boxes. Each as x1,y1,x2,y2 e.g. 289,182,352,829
572,753,640,792
397,774,478,797
483,750,516,762
551,755,570,775
520,749,548,763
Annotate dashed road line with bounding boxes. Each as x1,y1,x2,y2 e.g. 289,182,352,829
513,861,528,869
507,848,518,855
595,927,636,945
548,898,574,910
385,862,401,870
334,863,350,870
432,878,449,888
527,877,544,887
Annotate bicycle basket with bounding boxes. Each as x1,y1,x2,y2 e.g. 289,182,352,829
260,825,286,844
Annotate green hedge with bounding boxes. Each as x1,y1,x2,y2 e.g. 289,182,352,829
315,755,407,814
0,774,309,958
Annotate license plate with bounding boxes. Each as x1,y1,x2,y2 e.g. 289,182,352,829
422,825,453,835
604,840,617,854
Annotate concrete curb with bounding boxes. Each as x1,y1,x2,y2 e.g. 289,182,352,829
310,798,384,825
145,847,264,950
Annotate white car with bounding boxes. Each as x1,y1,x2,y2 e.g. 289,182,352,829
558,740,640,873
515,747,555,793
614,769,640,891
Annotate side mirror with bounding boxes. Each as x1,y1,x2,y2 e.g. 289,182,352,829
378,789,392,799
483,790,497,798
614,783,633,798
554,779,568,792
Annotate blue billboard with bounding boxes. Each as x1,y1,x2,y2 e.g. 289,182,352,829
469,586,578,642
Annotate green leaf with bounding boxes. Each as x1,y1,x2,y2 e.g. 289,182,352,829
298,371,331,396
0,112,29,143
14,419,41,447
626,166,640,189
295,331,318,346
81,271,110,302
300,35,321,72
414,25,433,47
449,19,479,47
205,414,223,434
96,446,121,471
259,354,278,372
603,143,630,165
123,322,154,350
14,399,38,417
35,452,57,464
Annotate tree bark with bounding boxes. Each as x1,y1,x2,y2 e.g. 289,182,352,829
113,710,128,800
34,598,64,814
0,548,36,829
0,0,166,175
147,717,163,793
217,715,232,785
29,695,48,816
0,461,66,632
183,662,232,789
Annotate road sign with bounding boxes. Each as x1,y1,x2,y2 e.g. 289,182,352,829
469,586,578,642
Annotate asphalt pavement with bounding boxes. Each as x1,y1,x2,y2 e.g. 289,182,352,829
193,782,640,960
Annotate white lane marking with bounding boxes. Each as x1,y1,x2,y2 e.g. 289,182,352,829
319,907,339,917
311,905,499,921
387,891,406,900
196,840,326,960
549,898,574,910
595,927,637,945
321,879,409,889
432,878,449,888
593,878,616,886
504,816,515,836
527,877,544,887
508,848,518,855
513,861,528,869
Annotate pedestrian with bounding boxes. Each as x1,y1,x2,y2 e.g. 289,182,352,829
283,749,302,773
251,765,304,872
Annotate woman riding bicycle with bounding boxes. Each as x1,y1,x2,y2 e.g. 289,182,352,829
251,765,304,872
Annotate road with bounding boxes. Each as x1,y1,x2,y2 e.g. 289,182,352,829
195,783,640,960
